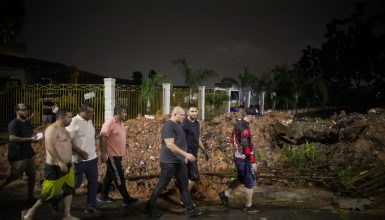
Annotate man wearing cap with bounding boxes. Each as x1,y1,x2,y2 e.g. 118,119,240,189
0,103,39,205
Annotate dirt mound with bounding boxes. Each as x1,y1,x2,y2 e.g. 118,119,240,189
1,109,385,203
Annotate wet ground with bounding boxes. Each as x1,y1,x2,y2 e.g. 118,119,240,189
1,179,385,220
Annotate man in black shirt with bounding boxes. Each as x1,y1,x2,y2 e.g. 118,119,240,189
0,103,39,204
145,106,204,218
182,104,206,191
42,99,53,123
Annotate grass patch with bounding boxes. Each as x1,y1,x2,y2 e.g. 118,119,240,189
280,140,320,169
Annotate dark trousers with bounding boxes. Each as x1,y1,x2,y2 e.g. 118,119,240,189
101,156,132,202
74,158,98,207
149,162,193,211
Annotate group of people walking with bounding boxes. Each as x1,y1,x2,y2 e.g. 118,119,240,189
0,102,260,219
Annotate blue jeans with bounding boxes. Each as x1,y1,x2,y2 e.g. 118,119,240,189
74,158,98,207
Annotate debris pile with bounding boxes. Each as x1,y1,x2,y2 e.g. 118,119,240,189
1,108,384,205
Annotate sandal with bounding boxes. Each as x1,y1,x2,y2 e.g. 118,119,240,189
21,210,31,220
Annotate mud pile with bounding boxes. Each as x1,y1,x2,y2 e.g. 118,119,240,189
1,108,384,203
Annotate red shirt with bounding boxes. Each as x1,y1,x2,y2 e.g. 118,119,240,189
231,120,255,163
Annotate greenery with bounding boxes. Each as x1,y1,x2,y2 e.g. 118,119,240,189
335,169,351,189
172,57,217,104
222,2,385,112
139,73,167,114
332,207,350,220
281,140,320,169
206,93,229,110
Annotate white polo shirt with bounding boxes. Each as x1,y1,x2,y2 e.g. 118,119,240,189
65,114,97,162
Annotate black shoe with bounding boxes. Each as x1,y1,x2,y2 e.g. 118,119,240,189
84,206,102,214
123,197,139,207
186,207,205,218
243,205,260,213
219,191,229,208
144,201,162,217
50,201,59,213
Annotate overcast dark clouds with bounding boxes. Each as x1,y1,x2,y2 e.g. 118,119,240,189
18,0,384,86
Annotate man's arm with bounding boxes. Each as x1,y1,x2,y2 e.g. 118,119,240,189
45,126,67,172
164,138,196,162
100,135,108,162
9,135,38,143
240,129,255,163
65,119,88,160
71,142,89,160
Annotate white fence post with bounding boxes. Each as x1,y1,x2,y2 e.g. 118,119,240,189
162,83,171,115
104,78,115,122
227,88,232,113
246,91,251,108
260,91,265,116
199,86,205,120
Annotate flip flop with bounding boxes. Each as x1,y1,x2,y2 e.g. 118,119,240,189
21,210,31,220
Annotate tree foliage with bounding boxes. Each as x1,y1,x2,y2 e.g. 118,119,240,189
139,72,166,114
172,57,217,103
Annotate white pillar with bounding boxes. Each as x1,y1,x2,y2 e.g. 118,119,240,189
260,91,265,116
246,91,251,108
162,83,171,115
198,86,205,120
227,88,232,113
104,78,116,122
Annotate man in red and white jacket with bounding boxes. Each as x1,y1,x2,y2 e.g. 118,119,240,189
219,113,260,213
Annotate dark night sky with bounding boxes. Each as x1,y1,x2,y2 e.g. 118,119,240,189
18,0,384,86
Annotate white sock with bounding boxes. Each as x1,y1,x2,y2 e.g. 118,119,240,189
245,188,254,207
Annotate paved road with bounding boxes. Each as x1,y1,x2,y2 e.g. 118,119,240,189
1,180,384,220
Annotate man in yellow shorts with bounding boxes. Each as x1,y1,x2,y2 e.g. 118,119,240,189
21,109,79,220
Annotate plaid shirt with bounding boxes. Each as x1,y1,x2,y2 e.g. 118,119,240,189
230,120,255,163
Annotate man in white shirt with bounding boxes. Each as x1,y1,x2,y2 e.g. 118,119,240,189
65,103,99,213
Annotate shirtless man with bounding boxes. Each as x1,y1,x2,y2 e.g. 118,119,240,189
22,109,79,220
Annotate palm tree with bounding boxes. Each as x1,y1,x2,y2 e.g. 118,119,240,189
172,57,217,104
238,66,256,106
139,73,167,115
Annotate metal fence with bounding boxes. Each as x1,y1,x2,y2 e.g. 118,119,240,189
171,87,228,120
0,84,228,129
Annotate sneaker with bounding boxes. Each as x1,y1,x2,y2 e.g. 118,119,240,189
96,196,115,203
84,206,101,214
243,205,260,213
180,201,197,208
186,207,205,218
218,191,229,208
122,197,138,207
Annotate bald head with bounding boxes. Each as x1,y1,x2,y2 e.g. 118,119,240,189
172,106,184,115
171,106,185,123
